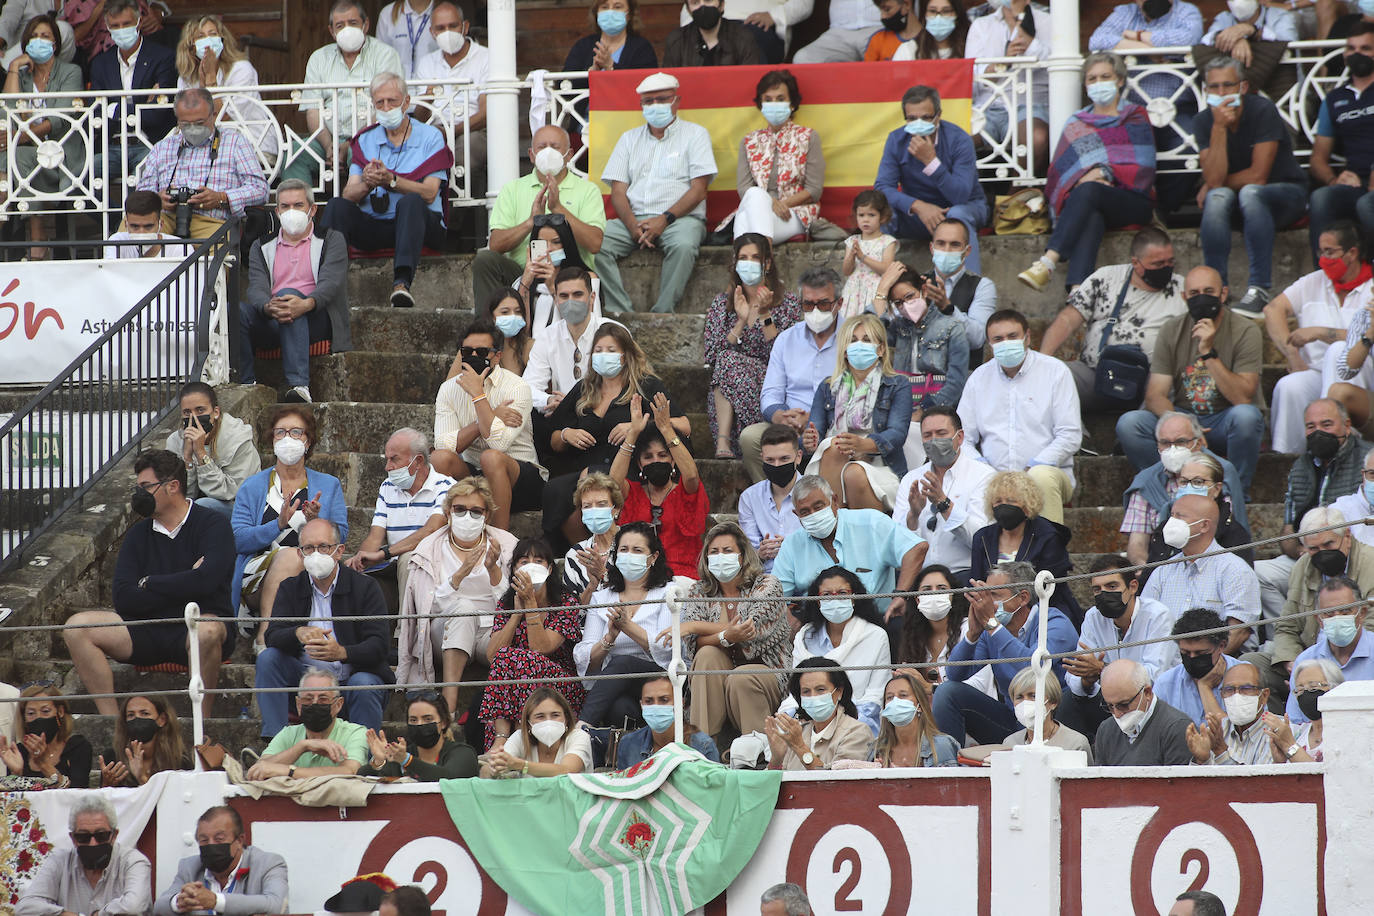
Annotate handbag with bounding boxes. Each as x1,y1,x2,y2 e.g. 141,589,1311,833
1093,277,1151,406
992,188,1050,235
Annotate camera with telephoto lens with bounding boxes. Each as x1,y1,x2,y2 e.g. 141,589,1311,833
169,186,195,238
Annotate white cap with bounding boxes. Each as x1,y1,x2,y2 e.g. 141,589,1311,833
635,71,680,95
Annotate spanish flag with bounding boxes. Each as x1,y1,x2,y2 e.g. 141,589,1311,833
587,60,974,229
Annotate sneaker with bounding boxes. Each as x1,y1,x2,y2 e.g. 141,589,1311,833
1231,287,1270,319
1017,259,1052,292
390,284,415,308
283,386,312,404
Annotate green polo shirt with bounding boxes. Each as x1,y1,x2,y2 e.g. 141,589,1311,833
488,170,607,267
263,717,369,768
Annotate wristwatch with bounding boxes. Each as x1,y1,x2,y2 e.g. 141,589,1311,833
934,497,952,515
718,632,733,648
669,436,683,449
389,175,398,190
1199,349,1219,362
800,750,816,767
662,211,677,225
985,615,1002,631
288,765,296,778
762,316,775,327
382,544,392,561
1361,336,1373,349
1284,743,1300,759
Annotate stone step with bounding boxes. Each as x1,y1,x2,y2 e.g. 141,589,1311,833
1072,452,1296,507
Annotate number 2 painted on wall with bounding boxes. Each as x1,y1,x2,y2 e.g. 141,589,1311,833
1180,848,1210,893
833,847,863,911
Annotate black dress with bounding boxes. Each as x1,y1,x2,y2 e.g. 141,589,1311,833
561,33,659,123
20,733,93,788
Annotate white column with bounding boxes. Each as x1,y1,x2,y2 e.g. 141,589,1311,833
1319,679,1374,910
990,744,1088,915
1046,0,1084,153
484,0,520,201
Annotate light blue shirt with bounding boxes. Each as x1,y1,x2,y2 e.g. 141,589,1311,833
1287,629,1374,722
350,118,450,220
306,575,349,680
772,508,923,598
737,479,802,573
760,323,839,420
1067,596,1179,697
801,625,881,733
826,0,883,30
1202,6,1296,43
1140,551,1261,650
601,117,717,219
942,269,998,349
1154,654,1239,726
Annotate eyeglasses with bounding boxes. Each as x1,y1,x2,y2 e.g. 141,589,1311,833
1318,248,1349,259
71,830,113,845
1219,684,1264,698
1205,80,1242,92
451,507,486,519
1362,469,1374,481
1103,687,1144,716
298,544,340,555
1294,684,1331,695
272,427,308,440
1175,476,1216,489
135,479,169,493
800,298,835,309
1157,437,1197,449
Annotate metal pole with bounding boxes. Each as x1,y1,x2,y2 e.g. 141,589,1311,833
185,602,205,767
1030,571,1054,747
667,586,685,745
1046,0,1084,152
484,0,520,201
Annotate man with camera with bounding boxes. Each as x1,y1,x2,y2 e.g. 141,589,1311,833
135,87,268,239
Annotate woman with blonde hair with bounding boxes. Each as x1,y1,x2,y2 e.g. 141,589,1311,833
1000,666,1093,761
563,472,624,605
398,477,517,714
481,687,593,777
174,15,275,157
874,672,958,767
802,313,912,511
680,522,790,742
99,694,187,787
0,684,91,787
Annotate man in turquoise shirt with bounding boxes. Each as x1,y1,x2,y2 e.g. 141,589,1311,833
246,669,368,778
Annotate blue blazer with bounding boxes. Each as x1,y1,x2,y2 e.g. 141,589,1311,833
230,467,348,613
89,39,177,142
810,372,914,477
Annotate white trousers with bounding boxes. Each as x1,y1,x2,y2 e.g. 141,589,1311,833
1271,344,1373,454
734,186,804,243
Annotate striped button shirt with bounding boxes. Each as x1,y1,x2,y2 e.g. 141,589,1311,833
1140,549,1261,650
135,127,269,219
372,470,456,548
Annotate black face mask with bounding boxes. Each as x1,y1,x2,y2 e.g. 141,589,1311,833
881,11,908,31
1181,652,1217,680
992,503,1027,531
24,716,59,742
1139,264,1173,291
691,5,722,28
1186,293,1222,322
408,722,442,749
182,414,213,433
199,842,236,874
299,702,335,734
762,460,798,489
641,461,674,488
1347,52,1374,78
131,487,156,518
1142,0,1170,18
126,716,159,744
1306,429,1343,460
1094,591,1129,619
1297,689,1325,721
1312,548,1348,577
76,843,113,871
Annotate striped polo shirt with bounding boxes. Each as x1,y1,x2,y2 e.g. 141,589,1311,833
372,470,456,548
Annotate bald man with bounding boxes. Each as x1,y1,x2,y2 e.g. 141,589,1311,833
472,124,607,307
1141,493,1261,654
1094,659,1194,766
1184,661,1274,764
1116,265,1265,492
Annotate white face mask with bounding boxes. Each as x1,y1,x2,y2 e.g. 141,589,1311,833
302,551,336,580
1014,699,1039,729
534,145,566,177
517,562,550,587
279,208,311,238
334,24,366,53
1228,0,1259,19
804,308,835,334
1160,445,1192,474
530,719,566,747
1224,693,1261,726
435,29,466,54
450,512,486,542
274,437,307,466
1161,516,1199,550
916,594,952,620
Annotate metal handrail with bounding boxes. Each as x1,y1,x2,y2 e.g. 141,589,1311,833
0,218,240,575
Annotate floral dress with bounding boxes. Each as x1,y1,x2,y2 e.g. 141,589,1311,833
478,593,585,750
840,233,897,320
704,290,801,450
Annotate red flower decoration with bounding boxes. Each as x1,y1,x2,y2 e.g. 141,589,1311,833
235,867,250,881
618,814,655,861
10,824,20,834
15,808,29,822
619,758,656,779
28,827,41,842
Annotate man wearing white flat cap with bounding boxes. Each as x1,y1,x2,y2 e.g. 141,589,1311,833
595,71,717,315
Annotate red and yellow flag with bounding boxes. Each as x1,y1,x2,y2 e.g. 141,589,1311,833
587,60,974,229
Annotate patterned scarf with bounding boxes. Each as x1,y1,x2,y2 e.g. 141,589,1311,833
1044,103,1156,217
829,369,881,435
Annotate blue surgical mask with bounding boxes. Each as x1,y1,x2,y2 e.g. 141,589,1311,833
1206,93,1241,110
25,38,54,63
994,600,1016,627
194,35,224,59
386,458,417,491
550,248,567,266
643,103,674,129
735,259,763,286
819,597,854,624
582,506,615,534
881,697,918,727
800,506,837,539
846,341,879,371
1174,484,1211,500
597,8,628,34
1365,480,1374,506
591,351,623,377
1086,81,1119,106
1323,614,1361,648
495,314,526,338
615,551,650,582
992,339,1026,368
925,14,956,39
376,106,405,130
800,692,837,722
904,117,937,136
641,703,676,733
110,24,140,51
760,101,792,126
931,249,964,275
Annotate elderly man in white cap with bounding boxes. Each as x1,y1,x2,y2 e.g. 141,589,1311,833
595,71,718,314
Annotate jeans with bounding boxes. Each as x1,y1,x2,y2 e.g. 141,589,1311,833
193,496,234,519
932,679,1020,745
320,194,446,286
1308,184,1374,264
595,216,706,314
744,21,785,63
886,196,990,273
1046,183,1155,288
1116,404,1265,492
1199,182,1308,288
254,647,386,737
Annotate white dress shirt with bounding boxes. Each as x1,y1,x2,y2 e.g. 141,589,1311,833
118,41,141,91
965,7,1052,109
413,42,490,120
957,350,1083,486
891,443,997,571
522,315,627,412
1331,489,1374,547
601,118,718,219
1066,595,1178,697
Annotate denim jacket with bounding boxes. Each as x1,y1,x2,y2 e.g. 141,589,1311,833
810,372,915,477
881,308,969,408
